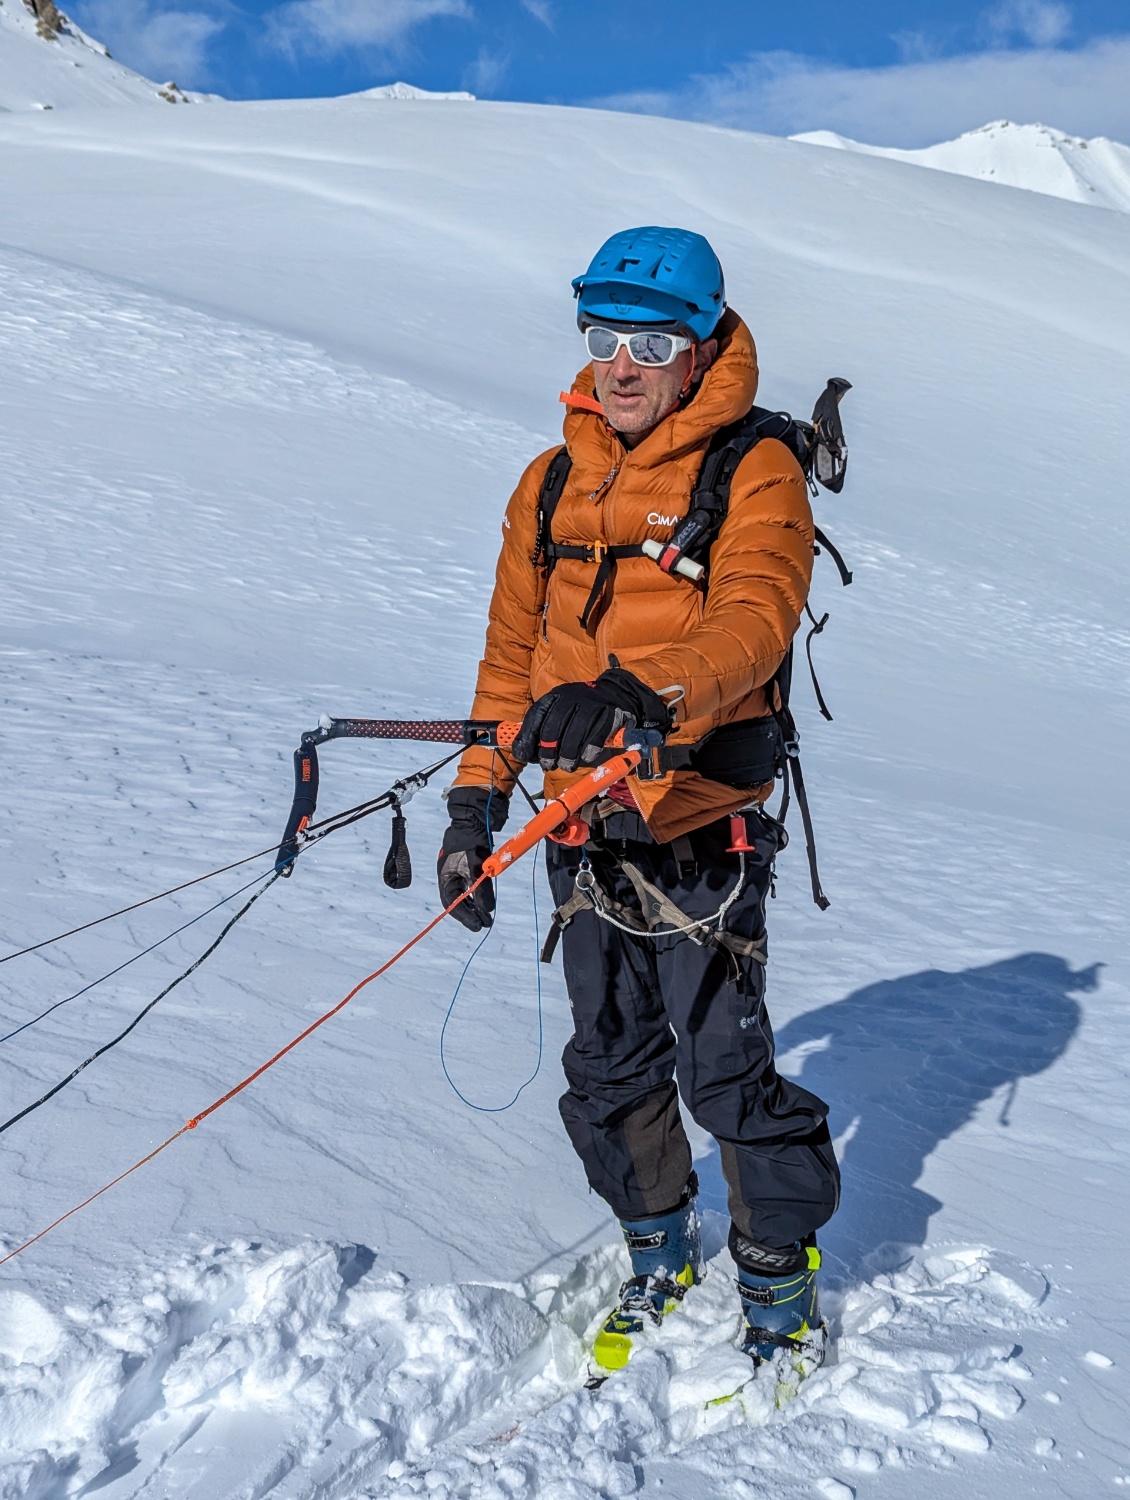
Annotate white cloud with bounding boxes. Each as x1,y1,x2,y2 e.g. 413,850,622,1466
74,0,222,84
462,44,507,95
266,0,470,55
520,0,553,29
982,1,1072,48
591,35,1130,149
890,29,949,65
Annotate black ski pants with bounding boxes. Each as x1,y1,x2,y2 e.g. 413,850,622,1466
546,809,840,1250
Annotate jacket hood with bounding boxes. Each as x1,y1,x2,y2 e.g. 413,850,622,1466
561,307,758,469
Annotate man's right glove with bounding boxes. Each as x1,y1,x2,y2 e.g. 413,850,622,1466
511,667,673,773
437,785,509,932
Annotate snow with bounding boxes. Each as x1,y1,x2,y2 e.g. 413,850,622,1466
0,1235,1050,1496
0,78,1128,1500
0,1,214,110
791,119,1130,214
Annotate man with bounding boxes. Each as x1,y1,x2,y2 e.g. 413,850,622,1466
438,226,840,1377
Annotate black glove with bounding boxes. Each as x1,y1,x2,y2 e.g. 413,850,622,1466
437,785,509,932
512,667,672,773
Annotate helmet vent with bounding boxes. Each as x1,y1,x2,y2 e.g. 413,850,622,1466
573,228,725,342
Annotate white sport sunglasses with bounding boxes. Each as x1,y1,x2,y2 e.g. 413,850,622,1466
583,324,693,368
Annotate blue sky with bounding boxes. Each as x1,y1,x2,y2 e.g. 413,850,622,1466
68,0,1130,145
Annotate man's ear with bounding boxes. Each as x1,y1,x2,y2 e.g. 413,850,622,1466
693,337,719,379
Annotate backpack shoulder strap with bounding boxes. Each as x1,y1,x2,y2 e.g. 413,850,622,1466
653,406,778,577
688,407,838,912
533,446,573,571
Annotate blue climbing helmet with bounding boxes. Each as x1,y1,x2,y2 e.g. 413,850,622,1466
572,227,726,343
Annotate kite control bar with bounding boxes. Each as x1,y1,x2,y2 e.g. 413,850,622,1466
276,717,664,877
275,718,522,876
2,724,661,1275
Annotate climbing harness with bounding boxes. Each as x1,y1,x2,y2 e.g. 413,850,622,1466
567,851,754,950
538,798,771,968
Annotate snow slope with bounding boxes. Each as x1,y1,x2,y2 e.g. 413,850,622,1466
0,1,211,109
0,92,1128,1499
792,119,1130,213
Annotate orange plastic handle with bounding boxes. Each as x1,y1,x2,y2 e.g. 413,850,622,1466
492,721,633,754
482,748,642,878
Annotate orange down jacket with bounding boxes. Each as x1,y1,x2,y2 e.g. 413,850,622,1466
453,308,815,844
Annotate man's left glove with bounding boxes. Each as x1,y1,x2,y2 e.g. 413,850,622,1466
512,667,673,773
437,785,510,932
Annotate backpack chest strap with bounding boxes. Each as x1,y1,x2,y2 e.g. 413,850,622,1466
542,540,647,565
543,540,653,630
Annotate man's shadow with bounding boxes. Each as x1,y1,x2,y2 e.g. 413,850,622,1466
695,952,1098,1270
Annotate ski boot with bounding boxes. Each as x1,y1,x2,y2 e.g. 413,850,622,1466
731,1226,827,1389
589,1174,703,1381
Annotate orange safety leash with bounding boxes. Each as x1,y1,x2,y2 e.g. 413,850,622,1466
0,880,484,1269
0,1128,188,1269
0,749,648,1272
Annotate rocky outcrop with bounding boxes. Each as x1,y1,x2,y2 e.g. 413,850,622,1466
24,0,67,41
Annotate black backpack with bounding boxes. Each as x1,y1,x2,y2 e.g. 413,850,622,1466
533,378,852,908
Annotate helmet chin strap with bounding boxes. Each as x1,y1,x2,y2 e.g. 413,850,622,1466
679,337,710,401
676,352,701,406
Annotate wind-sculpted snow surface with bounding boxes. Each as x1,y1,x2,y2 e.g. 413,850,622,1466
0,1234,1047,1498
0,89,1128,1500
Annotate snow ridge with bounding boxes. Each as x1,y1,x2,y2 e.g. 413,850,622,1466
792,119,1130,213
0,0,214,110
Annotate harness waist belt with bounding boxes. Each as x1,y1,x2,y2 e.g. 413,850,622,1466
661,716,782,788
